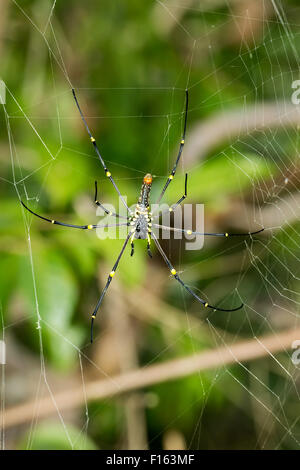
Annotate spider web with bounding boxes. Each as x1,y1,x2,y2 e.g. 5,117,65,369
0,0,300,450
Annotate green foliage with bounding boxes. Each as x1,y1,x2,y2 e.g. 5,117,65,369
19,249,83,369
17,421,97,450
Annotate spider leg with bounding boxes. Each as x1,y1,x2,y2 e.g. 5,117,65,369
153,173,188,219
130,241,135,256
155,90,188,205
129,229,136,256
20,200,130,230
72,89,132,215
91,232,132,342
94,181,127,220
152,224,264,238
151,232,243,312
147,233,153,258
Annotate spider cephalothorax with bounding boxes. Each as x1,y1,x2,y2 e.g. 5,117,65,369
20,88,264,342
138,173,153,211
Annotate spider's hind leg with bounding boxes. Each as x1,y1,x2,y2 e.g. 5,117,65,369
90,232,131,342
151,232,243,313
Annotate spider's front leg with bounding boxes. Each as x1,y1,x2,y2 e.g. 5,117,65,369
155,90,188,205
72,89,133,216
152,173,188,220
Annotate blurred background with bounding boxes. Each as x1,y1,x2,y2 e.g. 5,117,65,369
0,0,300,450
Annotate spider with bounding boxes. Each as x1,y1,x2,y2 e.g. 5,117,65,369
20,89,264,342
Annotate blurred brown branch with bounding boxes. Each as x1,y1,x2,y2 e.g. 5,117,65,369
108,277,148,450
3,326,300,430
185,102,300,165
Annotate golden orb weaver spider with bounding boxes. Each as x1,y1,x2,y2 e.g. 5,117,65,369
20,89,264,342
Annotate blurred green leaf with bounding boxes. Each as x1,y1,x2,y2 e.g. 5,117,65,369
18,421,98,450
19,248,83,369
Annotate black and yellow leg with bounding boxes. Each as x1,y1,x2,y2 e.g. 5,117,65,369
147,234,152,258
72,89,132,215
152,223,264,238
153,173,188,219
151,232,243,313
171,172,188,208
94,181,127,220
130,241,135,256
90,232,131,342
156,90,188,205
130,230,136,256
20,200,129,231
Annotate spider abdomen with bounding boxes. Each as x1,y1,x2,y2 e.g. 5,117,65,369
134,214,149,239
